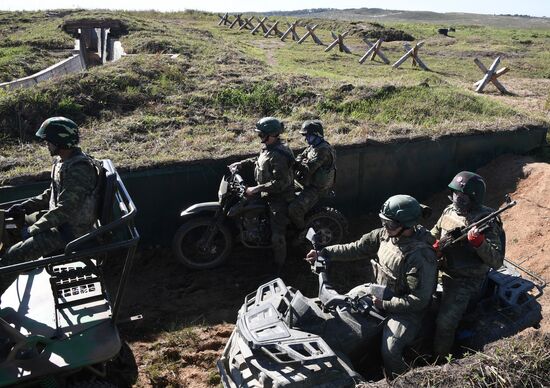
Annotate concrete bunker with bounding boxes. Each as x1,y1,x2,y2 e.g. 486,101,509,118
62,19,129,67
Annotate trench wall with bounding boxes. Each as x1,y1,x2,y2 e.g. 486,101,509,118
0,53,86,91
0,126,546,245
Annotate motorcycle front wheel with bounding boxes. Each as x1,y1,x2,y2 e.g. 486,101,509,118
172,216,233,269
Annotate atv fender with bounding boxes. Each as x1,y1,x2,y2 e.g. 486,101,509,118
180,202,221,218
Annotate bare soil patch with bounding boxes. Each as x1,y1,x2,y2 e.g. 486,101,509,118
122,154,549,387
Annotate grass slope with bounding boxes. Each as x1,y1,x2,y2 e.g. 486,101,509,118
0,10,548,183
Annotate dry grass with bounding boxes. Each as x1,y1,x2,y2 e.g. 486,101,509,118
0,10,548,184
360,331,550,387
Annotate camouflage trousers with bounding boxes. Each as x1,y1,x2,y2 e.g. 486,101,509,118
288,187,321,229
268,199,290,267
433,273,485,357
382,313,421,379
0,214,69,295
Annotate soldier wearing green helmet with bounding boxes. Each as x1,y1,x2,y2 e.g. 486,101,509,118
429,171,504,359
1,117,102,293
289,120,336,229
305,194,437,379
229,117,295,272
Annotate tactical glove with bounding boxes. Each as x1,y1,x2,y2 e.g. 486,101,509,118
467,228,485,248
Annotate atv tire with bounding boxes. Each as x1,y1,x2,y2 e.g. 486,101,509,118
106,342,138,388
304,207,348,247
172,216,233,270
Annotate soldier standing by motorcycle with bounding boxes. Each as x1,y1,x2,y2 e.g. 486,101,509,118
429,172,504,359
305,195,437,379
230,117,295,273
289,120,336,230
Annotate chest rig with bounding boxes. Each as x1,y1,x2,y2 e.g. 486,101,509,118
375,233,428,296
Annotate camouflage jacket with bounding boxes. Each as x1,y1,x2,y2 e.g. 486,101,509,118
323,227,437,314
22,148,100,239
430,204,504,279
295,141,336,191
241,140,295,200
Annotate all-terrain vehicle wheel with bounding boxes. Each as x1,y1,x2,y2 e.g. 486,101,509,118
304,207,348,247
67,379,117,388
105,342,138,388
172,216,233,270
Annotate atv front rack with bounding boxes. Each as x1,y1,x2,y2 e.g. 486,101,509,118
218,278,362,388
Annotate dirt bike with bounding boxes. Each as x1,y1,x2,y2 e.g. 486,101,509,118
172,169,348,269
217,229,545,387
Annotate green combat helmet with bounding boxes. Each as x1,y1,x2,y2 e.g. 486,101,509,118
448,171,486,205
35,117,79,148
379,194,422,228
255,117,284,136
299,120,324,137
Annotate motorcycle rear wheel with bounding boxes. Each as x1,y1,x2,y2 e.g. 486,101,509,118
304,207,348,247
172,216,233,269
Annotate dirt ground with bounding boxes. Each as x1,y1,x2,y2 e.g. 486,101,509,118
122,153,549,387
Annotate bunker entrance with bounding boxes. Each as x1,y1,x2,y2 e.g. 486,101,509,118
62,19,129,67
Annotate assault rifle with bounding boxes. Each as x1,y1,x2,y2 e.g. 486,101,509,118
439,194,516,250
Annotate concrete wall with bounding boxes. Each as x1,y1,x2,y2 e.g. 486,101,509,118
0,126,546,245
0,54,86,91
107,38,125,61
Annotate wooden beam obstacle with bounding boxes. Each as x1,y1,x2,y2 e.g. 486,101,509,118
325,31,351,53
218,13,230,26
392,41,429,70
251,17,269,35
281,21,300,42
239,17,255,31
297,24,324,45
359,38,390,64
473,56,510,94
264,20,283,38
229,14,244,29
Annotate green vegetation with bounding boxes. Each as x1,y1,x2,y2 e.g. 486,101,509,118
0,10,548,183
141,324,226,387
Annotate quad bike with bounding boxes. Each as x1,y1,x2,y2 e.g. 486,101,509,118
172,169,348,269
0,160,140,387
217,229,545,387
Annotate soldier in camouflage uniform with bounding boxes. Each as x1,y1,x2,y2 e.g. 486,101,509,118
230,117,295,270
0,117,101,294
305,195,437,379
429,171,504,359
289,120,336,229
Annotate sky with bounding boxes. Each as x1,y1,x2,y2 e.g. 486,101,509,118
2,0,549,18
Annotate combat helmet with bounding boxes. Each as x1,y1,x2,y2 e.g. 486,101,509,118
448,171,486,205
299,120,324,137
255,117,284,137
379,194,422,228
36,117,79,148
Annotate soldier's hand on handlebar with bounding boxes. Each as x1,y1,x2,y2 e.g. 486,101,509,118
228,162,241,173
305,249,318,265
372,296,384,310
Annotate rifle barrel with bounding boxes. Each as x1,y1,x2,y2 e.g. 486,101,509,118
448,200,517,246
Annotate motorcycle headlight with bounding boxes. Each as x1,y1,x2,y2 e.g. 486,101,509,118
218,178,229,202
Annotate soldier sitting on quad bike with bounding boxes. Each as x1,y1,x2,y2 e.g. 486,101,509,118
0,117,103,295
306,195,437,379
289,120,336,230
229,117,295,273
